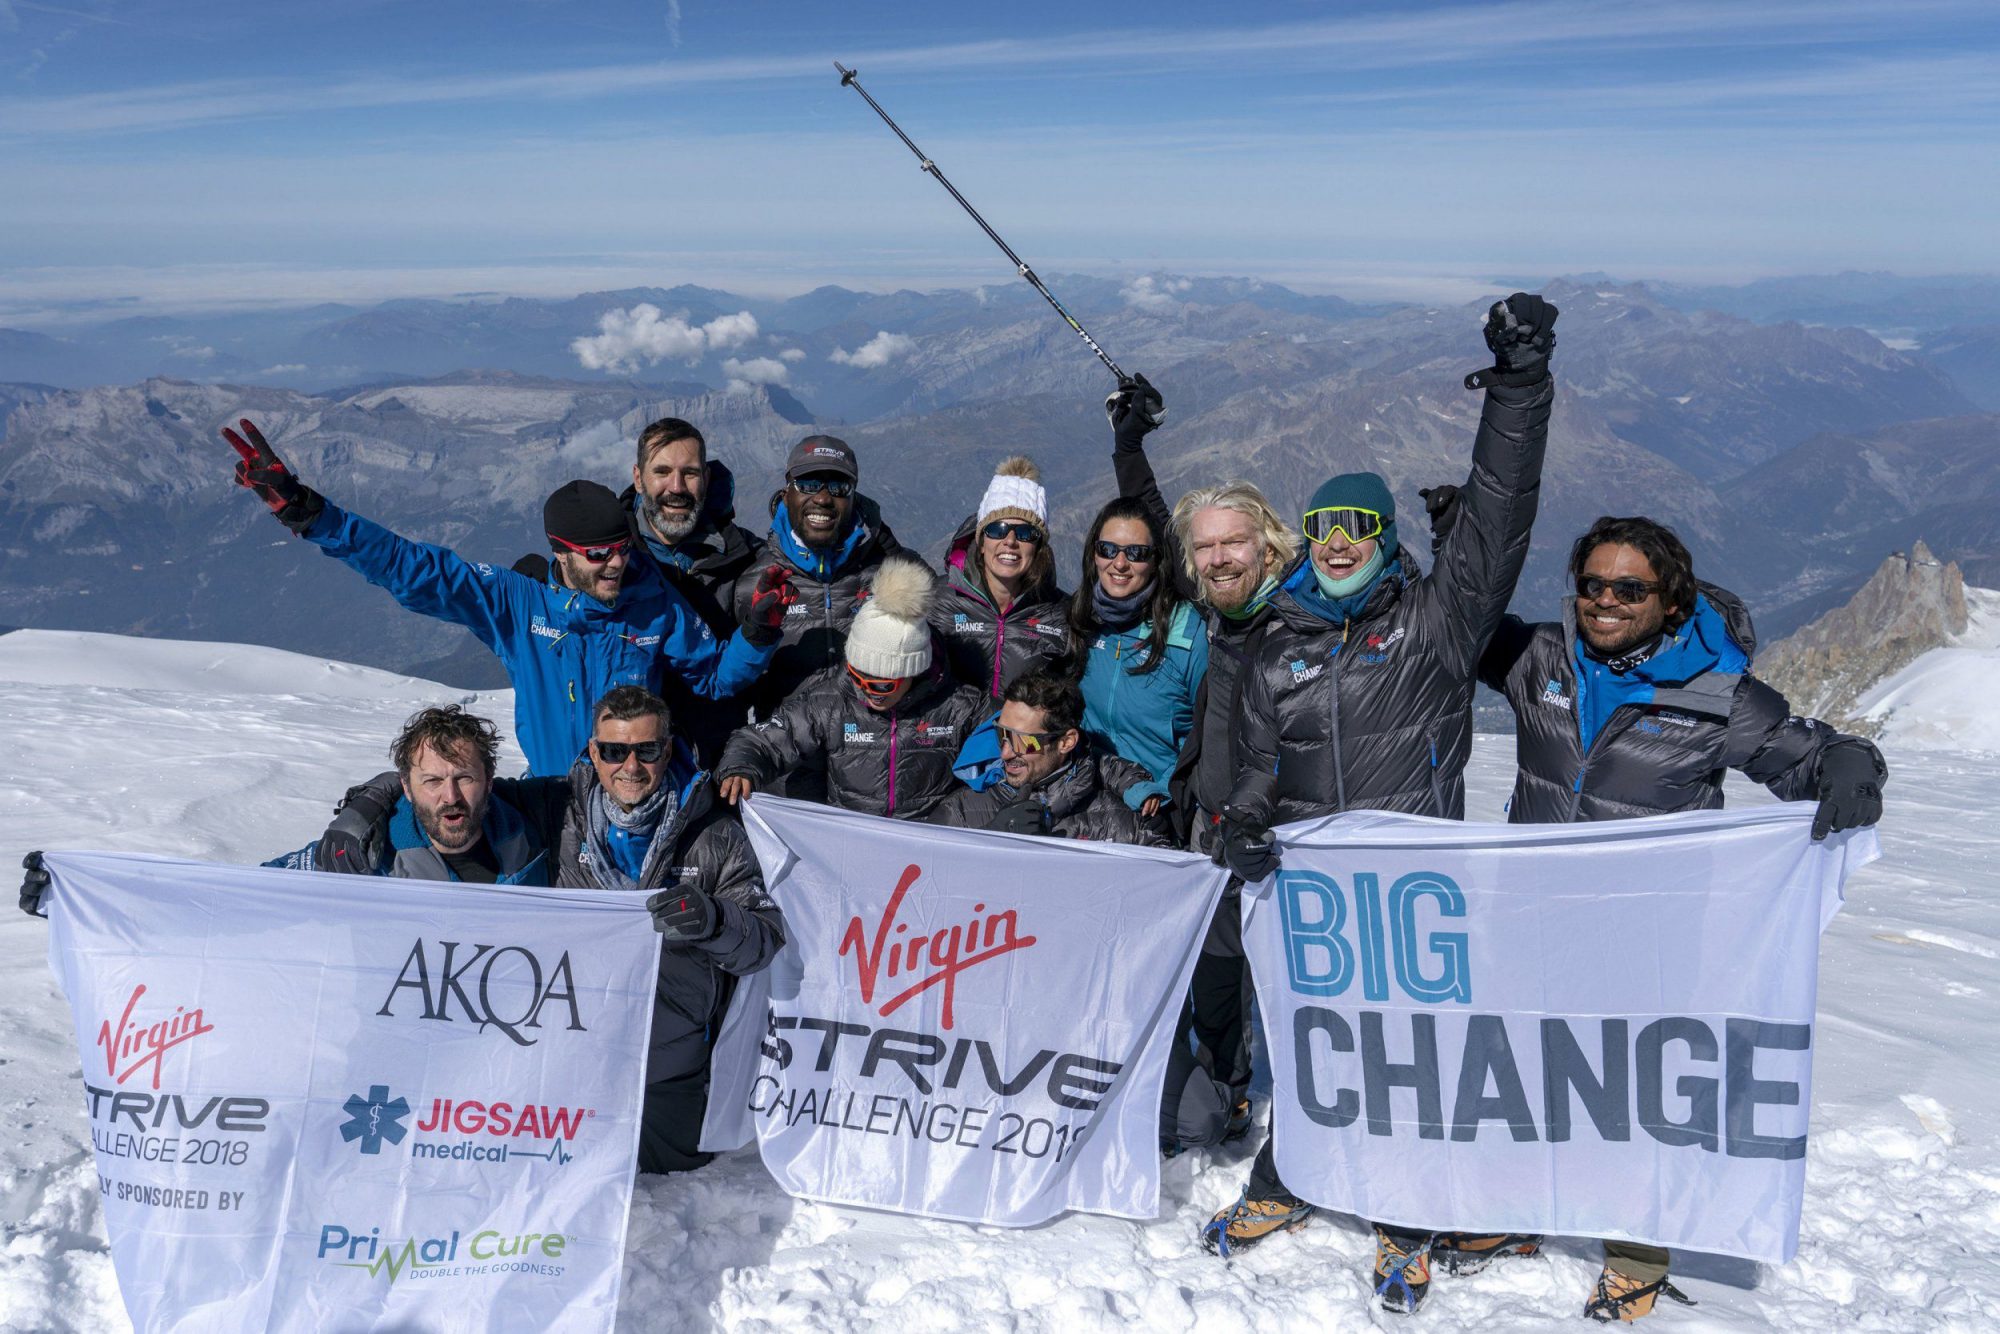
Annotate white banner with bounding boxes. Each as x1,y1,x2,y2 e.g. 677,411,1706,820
44,850,660,1334
727,796,1228,1226
1243,806,1879,1264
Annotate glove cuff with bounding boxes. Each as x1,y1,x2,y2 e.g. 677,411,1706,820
1464,365,1549,392
741,618,784,649
278,487,326,536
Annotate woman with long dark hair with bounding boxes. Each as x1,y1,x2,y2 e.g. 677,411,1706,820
933,456,1071,701
1068,495,1208,811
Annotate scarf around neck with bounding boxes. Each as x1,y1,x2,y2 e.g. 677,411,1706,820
1092,579,1155,634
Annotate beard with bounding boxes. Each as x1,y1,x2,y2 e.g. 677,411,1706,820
643,493,700,544
416,799,481,853
1199,562,1257,611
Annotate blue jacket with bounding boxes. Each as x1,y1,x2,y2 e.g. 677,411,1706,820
1571,592,1751,754
264,790,550,885
1079,601,1209,808
301,501,775,775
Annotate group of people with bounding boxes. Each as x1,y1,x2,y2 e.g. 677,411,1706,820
16,291,1889,1321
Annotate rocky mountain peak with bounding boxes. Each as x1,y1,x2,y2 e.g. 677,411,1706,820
1758,542,1970,723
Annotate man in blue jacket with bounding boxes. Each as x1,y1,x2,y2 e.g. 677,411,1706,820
222,418,793,776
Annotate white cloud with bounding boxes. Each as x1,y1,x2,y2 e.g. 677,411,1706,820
570,304,760,375
665,0,682,47
829,330,917,370
1122,274,1192,313
168,344,216,361
778,347,806,362
721,355,790,393
258,363,307,374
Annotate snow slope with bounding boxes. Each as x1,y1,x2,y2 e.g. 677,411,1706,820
1851,586,2000,753
3,630,1998,1331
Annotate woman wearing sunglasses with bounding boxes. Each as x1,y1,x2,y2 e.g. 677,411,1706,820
933,456,1071,700
1067,497,1208,818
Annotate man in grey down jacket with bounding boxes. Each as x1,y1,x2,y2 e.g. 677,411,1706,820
1478,514,1885,1322
1202,293,1558,1312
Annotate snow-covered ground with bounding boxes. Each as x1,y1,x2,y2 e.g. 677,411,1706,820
2,629,1997,1331
1852,586,2000,753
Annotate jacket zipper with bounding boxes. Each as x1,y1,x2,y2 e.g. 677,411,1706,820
1425,720,1445,816
1328,622,1348,812
991,610,1006,698
886,717,899,816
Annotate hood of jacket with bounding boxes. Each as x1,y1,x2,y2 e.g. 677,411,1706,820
766,489,900,583
1269,547,1417,633
941,513,1064,613
1562,581,1756,684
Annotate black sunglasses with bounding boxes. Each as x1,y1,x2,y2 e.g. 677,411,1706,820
1094,540,1157,563
790,476,855,498
982,521,1044,544
1576,575,1662,605
594,739,667,764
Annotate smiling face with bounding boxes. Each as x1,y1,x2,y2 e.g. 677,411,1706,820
590,712,668,810
1189,506,1274,612
554,544,629,607
1576,542,1677,655
1094,516,1156,599
998,699,1077,790
635,435,707,545
401,740,492,855
979,522,1042,598
786,473,855,549
1309,528,1379,583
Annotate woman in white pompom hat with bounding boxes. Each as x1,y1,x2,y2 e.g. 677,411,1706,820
932,455,1072,701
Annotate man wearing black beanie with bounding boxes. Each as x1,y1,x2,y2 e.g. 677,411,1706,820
221,419,794,776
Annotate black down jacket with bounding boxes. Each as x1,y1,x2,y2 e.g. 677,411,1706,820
1480,583,1887,823
621,461,769,770
929,745,1172,845
1227,375,1554,827
716,660,992,821
931,518,1072,701
550,756,783,1084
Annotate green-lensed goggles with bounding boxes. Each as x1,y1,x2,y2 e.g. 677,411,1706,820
1302,506,1385,546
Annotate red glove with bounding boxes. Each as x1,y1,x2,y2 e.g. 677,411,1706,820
743,565,796,644
221,418,322,533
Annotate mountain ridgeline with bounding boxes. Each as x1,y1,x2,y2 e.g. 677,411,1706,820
2,276,1995,689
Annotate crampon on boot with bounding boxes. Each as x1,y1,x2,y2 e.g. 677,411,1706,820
1224,1098,1253,1142
1373,1229,1435,1315
1434,1232,1543,1276
1583,1265,1697,1322
1199,1190,1315,1259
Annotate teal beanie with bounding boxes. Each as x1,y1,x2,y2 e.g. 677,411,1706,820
1304,471,1398,560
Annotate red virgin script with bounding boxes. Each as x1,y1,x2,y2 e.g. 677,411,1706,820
95,984,215,1090
839,864,1036,1030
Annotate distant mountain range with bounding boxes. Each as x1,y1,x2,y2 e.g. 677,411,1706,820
2,273,1995,688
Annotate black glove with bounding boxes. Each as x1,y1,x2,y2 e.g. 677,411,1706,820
1419,483,1461,555
986,799,1051,837
1105,372,1166,445
648,884,721,944
1216,808,1279,883
511,553,551,583
221,417,324,534
318,774,398,874
1812,743,1885,841
19,851,49,919
741,565,797,647
1465,293,1558,390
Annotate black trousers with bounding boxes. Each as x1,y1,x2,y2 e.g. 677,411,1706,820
637,1069,714,1175
1159,903,1256,1146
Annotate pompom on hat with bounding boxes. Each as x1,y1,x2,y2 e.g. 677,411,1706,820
975,456,1047,533
844,557,936,679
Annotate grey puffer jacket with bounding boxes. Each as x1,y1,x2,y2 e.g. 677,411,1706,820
1480,583,1887,823
549,755,784,1084
1227,375,1554,827
929,746,1171,845
717,660,992,821
932,518,1072,701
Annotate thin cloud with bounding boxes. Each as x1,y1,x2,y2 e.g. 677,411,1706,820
829,331,916,369
722,355,789,392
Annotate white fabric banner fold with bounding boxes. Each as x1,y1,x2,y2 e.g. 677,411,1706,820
731,796,1228,1225
44,850,660,1334
1242,806,1880,1264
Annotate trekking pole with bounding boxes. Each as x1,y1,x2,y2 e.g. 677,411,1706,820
834,60,1129,385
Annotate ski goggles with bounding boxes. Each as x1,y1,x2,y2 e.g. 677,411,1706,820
846,663,905,696
981,521,1044,544
1302,507,1385,546
594,738,667,764
790,476,855,498
548,533,630,564
997,725,1061,755
1576,575,1663,605
1094,540,1157,563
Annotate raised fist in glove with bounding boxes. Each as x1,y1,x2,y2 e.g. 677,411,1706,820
1813,743,1886,841
742,565,797,646
1105,372,1166,447
648,883,721,944
221,418,323,534
19,851,49,919
1216,806,1279,883
317,774,399,875
1419,483,1461,555
1466,293,1558,390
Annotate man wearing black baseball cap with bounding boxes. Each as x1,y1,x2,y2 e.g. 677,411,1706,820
742,435,918,760
220,419,794,776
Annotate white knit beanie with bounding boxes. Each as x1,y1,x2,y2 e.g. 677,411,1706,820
975,456,1047,531
845,557,936,679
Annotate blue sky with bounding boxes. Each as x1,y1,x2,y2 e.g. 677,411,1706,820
2,0,1997,319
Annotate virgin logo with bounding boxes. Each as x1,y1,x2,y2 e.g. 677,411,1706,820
840,864,1036,1030
95,984,215,1090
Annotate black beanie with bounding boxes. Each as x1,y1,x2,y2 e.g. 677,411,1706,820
543,480,629,548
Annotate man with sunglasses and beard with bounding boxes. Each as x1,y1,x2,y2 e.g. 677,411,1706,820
1199,294,1559,1312
219,418,791,777
716,557,988,822
1469,514,1886,1322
